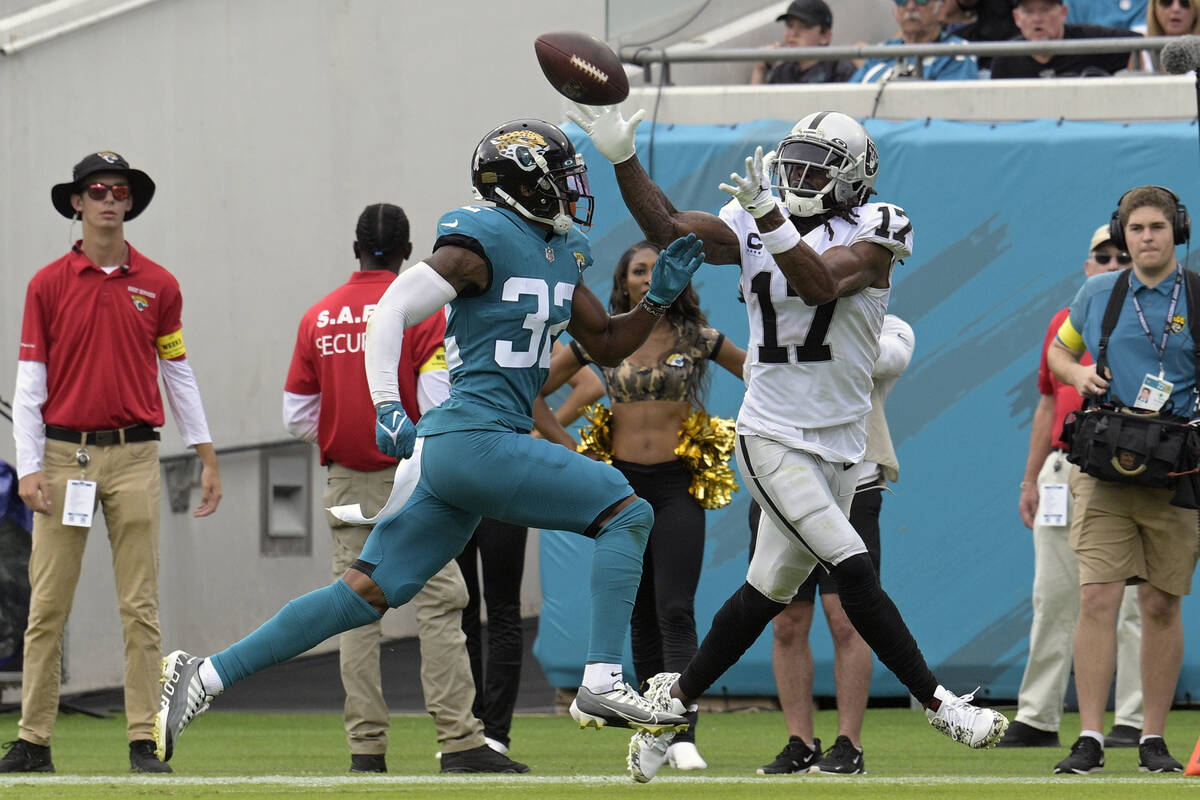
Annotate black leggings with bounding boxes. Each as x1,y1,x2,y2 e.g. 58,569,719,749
456,516,527,746
615,459,705,686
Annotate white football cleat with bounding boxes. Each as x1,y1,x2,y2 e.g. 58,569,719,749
628,730,673,783
667,740,708,770
926,685,1009,749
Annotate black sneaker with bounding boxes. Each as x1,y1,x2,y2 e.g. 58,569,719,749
1104,724,1141,749
349,753,386,773
997,720,1060,748
756,736,821,775
0,739,54,773
1138,737,1183,773
440,744,530,773
130,740,172,773
811,735,866,775
1053,736,1104,774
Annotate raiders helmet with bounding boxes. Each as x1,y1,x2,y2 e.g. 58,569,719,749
471,119,593,234
772,111,879,218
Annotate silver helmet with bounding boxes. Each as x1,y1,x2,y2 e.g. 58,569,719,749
772,111,878,218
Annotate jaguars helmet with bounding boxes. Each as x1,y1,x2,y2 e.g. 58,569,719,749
471,119,593,235
772,111,878,218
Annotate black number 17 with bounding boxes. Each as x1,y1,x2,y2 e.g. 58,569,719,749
750,271,836,364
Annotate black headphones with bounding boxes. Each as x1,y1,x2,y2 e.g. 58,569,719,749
1108,185,1191,250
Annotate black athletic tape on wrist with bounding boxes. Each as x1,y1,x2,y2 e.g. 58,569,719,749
639,296,669,317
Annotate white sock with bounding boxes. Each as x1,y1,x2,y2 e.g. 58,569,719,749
1081,729,1104,746
581,662,624,693
198,658,225,696
1140,734,1163,745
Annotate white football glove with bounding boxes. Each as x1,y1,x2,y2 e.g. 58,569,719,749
565,102,645,165
719,146,777,219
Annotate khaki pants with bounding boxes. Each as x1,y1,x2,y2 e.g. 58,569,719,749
1015,452,1142,731
21,437,162,745
324,463,482,755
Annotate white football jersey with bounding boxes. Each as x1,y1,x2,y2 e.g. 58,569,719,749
719,198,913,463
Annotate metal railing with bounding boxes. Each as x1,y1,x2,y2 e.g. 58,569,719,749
621,36,1180,83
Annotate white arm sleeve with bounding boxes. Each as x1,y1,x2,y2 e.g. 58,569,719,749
874,315,915,381
365,261,457,406
160,358,214,447
13,361,47,478
282,391,321,442
416,368,451,415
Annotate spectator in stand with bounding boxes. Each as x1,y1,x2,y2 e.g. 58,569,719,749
948,0,1022,41
852,0,980,82
1138,0,1200,72
990,0,1142,78
1068,0,1148,29
942,0,979,28
750,0,857,84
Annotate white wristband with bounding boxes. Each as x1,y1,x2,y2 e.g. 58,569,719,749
760,223,802,254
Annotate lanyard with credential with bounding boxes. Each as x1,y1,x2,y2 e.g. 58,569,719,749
1129,265,1183,378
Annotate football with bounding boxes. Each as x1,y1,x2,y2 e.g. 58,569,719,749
534,31,629,105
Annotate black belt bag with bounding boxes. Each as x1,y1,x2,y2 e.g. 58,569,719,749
45,424,160,446
1063,407,1197,490
1060,269,1200,508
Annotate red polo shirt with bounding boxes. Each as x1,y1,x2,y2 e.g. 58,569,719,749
18,242,184,430
285,269,447,472
1038,307,1091,450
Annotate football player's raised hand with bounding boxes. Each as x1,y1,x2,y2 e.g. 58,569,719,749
719,146,777,219
566,103,645,165
646,233,706,307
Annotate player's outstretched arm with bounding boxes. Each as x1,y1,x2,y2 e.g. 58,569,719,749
568,234,706,366
567,103,741,266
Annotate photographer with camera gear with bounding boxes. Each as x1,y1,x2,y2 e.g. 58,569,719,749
1047,185,1198,775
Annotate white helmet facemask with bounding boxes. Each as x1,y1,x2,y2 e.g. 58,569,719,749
772,112,878,219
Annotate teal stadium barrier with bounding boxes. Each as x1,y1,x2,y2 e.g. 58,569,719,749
534,117,1200,702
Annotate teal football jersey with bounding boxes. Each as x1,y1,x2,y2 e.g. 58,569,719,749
418,205,593,435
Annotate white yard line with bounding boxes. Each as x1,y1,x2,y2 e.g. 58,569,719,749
0,774,1192,786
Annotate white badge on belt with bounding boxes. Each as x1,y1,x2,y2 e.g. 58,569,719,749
62,479,97,528
1037,483,1068,527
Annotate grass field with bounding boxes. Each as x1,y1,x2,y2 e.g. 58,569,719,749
1,708,1198,798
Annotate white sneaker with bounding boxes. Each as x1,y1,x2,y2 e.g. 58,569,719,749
484,737,509,755
667,740,707,770
569,682,688,734
628,730,673,783
925,685,1009,749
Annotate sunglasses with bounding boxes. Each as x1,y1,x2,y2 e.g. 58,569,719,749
891,0,934,4
1158,0,1191,8
1092,252,1133,265
84,182,131,202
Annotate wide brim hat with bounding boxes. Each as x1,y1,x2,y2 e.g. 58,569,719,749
51,151,156,220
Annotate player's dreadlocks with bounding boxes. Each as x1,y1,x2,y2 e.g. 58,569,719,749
821,186,876,239
356,203,410,266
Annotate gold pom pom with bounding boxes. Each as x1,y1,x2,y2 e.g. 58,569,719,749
576,403,613,463
674,410,739,509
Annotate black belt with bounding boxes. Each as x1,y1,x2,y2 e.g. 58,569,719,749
45,424,160,446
